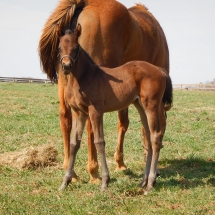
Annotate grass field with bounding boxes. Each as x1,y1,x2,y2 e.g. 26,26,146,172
0,82,215,215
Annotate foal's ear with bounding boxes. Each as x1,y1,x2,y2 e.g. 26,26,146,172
76,24,82,38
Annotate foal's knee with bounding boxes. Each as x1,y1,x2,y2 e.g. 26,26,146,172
94,140,105,154
151,133,163,150
70,141,80,154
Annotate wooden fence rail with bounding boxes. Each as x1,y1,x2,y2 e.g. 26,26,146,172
173,84,215,91
1,77,215,91
0,77,51,84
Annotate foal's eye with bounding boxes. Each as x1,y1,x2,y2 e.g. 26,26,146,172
58,47,61,52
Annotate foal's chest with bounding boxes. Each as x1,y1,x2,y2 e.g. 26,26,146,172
65,83,89,114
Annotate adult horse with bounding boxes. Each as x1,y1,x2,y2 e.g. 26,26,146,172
38,0,169,183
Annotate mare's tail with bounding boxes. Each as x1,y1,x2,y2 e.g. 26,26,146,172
38,0,85,82
162,74,173,111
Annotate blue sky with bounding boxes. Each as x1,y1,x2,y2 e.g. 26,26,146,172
0,0,214,84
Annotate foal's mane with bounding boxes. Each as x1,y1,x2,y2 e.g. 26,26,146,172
38,0,86,82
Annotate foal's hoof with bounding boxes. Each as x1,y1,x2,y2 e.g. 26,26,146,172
58,183,68,191
144,184,154,195
100,176,110,192
100,184,108,192
139,179,148,188
143,179,156,195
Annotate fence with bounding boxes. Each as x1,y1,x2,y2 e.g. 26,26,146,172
0,77,51,84
173,84,215,91
1,77,215,91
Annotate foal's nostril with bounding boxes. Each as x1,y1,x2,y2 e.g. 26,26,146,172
62,62,72,71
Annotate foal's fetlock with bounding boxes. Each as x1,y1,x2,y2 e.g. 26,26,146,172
144,178,156,195
100,175,110,192
59,178,71,191
59,172,73,191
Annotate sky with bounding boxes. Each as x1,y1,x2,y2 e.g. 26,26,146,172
0,0,215,84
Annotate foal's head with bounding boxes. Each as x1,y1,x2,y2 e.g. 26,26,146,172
58,25,81,74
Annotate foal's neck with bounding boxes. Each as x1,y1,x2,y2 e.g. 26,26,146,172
71,48,97,81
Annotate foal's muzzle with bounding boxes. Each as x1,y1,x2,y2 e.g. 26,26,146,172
60,55,73,74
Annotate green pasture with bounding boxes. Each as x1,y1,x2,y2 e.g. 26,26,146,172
0,83,215,214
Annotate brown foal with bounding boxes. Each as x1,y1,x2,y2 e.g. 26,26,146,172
58,25,172,194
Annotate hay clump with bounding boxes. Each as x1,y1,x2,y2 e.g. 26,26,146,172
0,144,58,170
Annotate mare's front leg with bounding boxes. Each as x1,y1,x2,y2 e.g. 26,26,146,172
114,108,129,171
59,111,87,190
89,106,110,191
87,118,101,183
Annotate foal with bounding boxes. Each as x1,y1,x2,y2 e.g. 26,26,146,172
58,25,172,194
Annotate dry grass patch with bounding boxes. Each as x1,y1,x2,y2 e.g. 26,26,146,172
0,144,58,170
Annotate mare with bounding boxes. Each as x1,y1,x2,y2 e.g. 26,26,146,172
58,25,173,194
38,0,170,183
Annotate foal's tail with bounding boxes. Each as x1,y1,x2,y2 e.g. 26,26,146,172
162,73,173,111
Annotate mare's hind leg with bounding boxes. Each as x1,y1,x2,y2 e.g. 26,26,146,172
59,111,87,190
87,118,101,183
114,108,129,171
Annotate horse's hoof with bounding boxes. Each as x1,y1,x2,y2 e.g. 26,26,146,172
115,165,127,171
89,173,101,184
100,184,108,192
71,177,78,182
144,190,149,195
144,184,154,195
89,177,101,184
58,183,67,191
71,170,79,182
139,179,148,188
114,152,127,171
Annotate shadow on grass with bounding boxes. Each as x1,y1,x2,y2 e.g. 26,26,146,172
158,157,215,189
110,157,215,193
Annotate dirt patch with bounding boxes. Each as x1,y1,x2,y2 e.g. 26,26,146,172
0,144,58,170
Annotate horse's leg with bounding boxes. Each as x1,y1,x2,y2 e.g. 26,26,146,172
142,126,161,176
142,126,148,162
58,83,78,181
114,108,129,171
87,118,101,183
133,100,152,188
59,111,87,190
143,106,165,195
89,106,110,191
